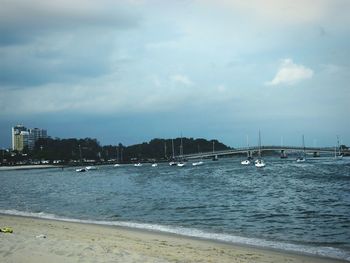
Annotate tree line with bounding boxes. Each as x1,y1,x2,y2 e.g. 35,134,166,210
2,137,231,165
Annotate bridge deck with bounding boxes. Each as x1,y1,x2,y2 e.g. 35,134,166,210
177,146,348,159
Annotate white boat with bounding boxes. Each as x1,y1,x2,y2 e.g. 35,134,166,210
177,162,186,167
134,163,142,167
85,166,97,170
255,130,266,168
169,161,177,166
192,161,204,166
151,163,158,167
241,159,250,165
255,159,266,168
241,135,251,165
114,163,120,167
76,145,86,172
296,157,305,163
241,135,250,165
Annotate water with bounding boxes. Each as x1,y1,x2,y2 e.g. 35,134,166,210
1,157,350,260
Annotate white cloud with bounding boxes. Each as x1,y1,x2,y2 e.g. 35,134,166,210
265,59,314,86
200,0,350,26
170,74,194,86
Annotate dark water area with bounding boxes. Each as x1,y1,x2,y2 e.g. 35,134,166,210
1,157,349,260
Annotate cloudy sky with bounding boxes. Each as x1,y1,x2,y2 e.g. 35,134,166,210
1,0,349,148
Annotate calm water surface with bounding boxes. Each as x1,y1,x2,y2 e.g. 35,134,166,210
1,157,349,260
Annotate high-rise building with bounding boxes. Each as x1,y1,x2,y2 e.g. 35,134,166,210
12,125,27,151
29,128,48,143
12,125,48,151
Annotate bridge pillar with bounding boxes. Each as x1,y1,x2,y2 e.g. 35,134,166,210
313,152,320,157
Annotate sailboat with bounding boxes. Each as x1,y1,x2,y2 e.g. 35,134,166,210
193,145,204,166
255,130,266,168
241,135,251,165
76,144,87,172
334,136,343,159
169,139,178,166
211,141,219,161
114,145,121,167
177,136,186,167
296,135,306,162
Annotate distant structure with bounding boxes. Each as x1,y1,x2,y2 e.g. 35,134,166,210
12,124,48,152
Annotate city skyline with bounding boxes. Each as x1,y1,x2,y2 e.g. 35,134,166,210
1,0,349,148
3,123,347,150
11,124,47,151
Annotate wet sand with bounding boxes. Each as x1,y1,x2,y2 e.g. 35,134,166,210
0,165,61,171
0,214,346,263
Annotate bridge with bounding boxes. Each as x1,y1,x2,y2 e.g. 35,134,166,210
178,145,347,160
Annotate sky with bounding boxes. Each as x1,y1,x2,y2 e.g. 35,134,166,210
0,0,349,148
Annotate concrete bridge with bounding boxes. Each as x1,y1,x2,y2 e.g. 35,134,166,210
178,145,347,160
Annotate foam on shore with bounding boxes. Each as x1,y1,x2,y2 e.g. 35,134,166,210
1,209,349,261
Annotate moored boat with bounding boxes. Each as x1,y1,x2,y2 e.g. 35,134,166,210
255,159,266,168
255,130,266,168
192,161,203,166
85,166,97,170
241,159,250,165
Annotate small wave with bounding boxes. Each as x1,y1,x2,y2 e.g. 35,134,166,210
0,209,349,261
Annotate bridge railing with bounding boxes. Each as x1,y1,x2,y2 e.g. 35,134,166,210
179,145,337,159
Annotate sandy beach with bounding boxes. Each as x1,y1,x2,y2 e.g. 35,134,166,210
0,214,346,263
0,165,61,171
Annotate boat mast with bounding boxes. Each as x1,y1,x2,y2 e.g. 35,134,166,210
171,139,175,159
334,145,337,158
302,135,305,158
164,141,167,159
180,135,183,158
335,135,342,157
258,130,261,158
79,144,83,165
246,135,249,158
116,145,119,163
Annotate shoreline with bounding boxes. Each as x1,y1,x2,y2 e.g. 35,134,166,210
0,214,347,263
0,164,63,171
